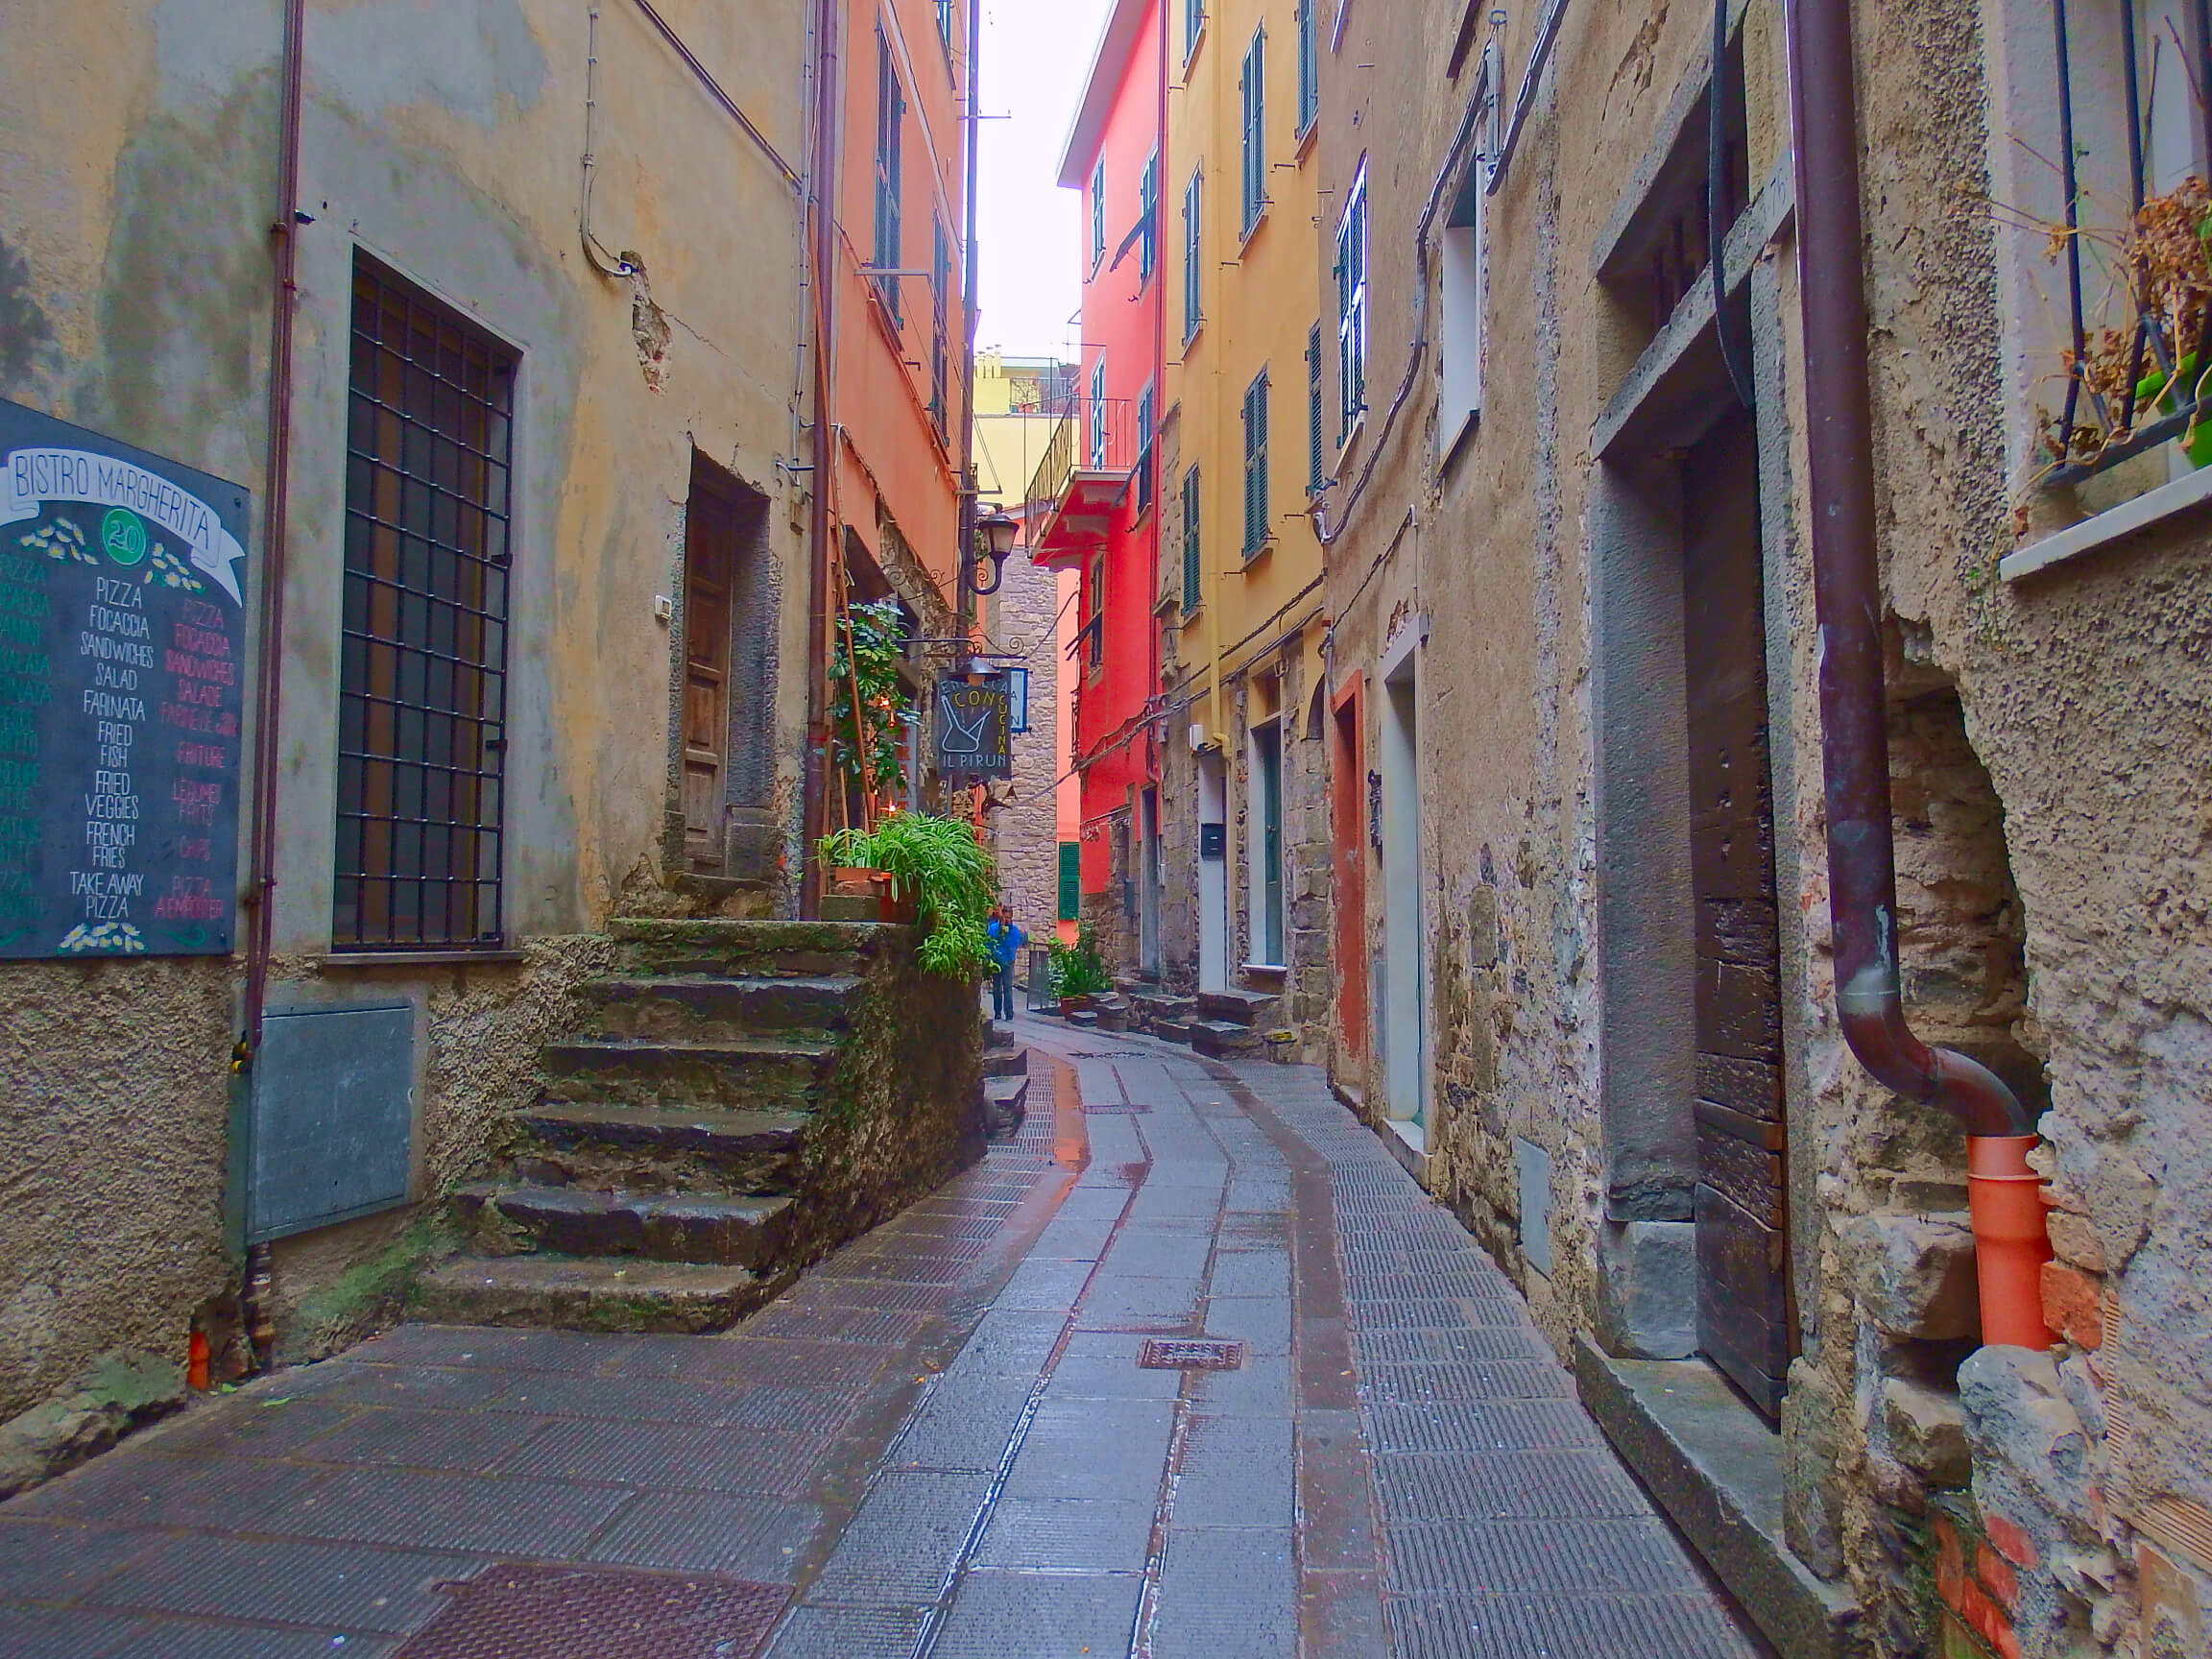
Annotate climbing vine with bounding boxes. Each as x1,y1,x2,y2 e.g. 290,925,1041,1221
829,597,911,800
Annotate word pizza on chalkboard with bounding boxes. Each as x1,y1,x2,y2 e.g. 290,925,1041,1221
0,399,251,960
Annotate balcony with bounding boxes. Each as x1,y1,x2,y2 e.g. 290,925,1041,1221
1024,395,1144,566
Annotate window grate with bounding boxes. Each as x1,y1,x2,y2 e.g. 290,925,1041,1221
337,257,517,950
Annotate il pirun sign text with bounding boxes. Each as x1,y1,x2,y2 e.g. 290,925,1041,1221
0,399,250,959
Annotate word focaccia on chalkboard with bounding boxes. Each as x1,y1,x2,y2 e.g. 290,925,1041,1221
0,399,251,960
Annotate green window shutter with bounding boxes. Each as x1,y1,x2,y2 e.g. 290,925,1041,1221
1296,0,1317,132
1239,33,1264,234
1307,325,1324,495
1242,371,1269,555
1183,171,1203,342
1182,466,1202,611
1058,842,1081,921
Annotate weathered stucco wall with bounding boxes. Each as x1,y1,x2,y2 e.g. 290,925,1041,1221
1321,0,2212,1649
0,0,816,1429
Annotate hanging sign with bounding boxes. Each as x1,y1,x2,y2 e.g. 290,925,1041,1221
0,399,251,959
933,678,1012,778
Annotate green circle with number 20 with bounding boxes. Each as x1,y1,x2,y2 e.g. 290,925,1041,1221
101,508,149,566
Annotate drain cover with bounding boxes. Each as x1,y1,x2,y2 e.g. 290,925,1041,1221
396,1565,786,1659
1083,1102,1153,1114
1138,1338,1247,1371
1069,1050,1145,1058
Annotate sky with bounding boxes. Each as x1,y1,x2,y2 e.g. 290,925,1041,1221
974,0,1115,363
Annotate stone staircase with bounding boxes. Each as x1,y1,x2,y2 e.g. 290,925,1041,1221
412,919,984,1333
1188,988,1279,1058
983,1023,1030,1138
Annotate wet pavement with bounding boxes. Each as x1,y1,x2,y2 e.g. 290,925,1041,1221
0,1018,1763,1658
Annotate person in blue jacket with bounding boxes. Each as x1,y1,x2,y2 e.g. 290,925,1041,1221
985,905,1025,1022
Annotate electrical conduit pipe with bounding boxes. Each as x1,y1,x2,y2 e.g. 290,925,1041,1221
1782,0,2053,1348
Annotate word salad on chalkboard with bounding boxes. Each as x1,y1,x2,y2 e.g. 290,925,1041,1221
0,399,251,960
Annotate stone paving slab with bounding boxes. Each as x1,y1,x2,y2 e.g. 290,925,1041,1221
0,1062,1075,1657
0,1024,1768,1658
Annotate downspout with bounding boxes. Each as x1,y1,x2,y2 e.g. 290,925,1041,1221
1152,0,1167,804
1784,0,2051,1347
233,0,307,1372
802,0,842,914
955,0,984,647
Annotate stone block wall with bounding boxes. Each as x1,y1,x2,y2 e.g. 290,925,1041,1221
984,549,1063,945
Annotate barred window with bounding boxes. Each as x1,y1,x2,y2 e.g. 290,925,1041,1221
337,257,517,950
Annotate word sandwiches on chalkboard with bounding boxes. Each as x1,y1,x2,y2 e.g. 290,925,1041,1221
0,399,251,960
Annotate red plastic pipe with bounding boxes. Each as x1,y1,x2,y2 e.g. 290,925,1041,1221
1783,0,2050,1344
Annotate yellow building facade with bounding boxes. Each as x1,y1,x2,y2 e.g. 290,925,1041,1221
1158,0,1331,1043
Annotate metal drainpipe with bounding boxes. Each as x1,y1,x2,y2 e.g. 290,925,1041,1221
234,0,308,1373
1784,0,2051,1347
954,0,984,646
801,0,841,916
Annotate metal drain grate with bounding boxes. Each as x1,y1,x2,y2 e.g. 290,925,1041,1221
1082,1102,1153,1114
1138,1338,1247,1371
395,1564,787,1659
1068,1050,1146,1058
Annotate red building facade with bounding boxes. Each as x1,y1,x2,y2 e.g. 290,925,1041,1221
1026,0,1164,967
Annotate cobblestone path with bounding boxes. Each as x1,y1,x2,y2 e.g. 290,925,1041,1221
0,1019,1762,1658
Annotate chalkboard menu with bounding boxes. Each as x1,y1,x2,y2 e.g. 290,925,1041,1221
0,399,250,959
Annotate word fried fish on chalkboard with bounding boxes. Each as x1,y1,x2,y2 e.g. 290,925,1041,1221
0,399,251,960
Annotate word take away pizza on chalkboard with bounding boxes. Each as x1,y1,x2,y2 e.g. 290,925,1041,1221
0,398,251,960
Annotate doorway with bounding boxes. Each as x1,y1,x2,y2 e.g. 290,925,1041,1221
1682,407,1791,1419
1330,683,1368,1066
1380,650,1424,1136
1197,749,1229,993
1141,787,1163,978
1249,720,1286,967
681,487,737,873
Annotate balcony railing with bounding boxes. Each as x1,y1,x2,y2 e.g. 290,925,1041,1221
1024,396,1142,545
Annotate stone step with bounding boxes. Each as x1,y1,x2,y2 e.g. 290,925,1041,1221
410,1256,772,1334
1190,1019,1264,1058
610,918,905,979
1154,1019,1195,1046
1129,991,1197,1022
1195,989,1276,1027
982,1045,1028,1079
455,1185,797,1268
1066,1009,1099,1028
513,1101,810,1193
540,1037,834,1111
581,975,859,1042
984,1074,1030,1141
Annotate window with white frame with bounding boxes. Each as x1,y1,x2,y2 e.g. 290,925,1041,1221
1187,0,1206,61
1092,157,1107,274
1089,354,1108,469
1240,30,1267,237
1439,52,1495,453
1990,0,2212,518
1335,162,1368,438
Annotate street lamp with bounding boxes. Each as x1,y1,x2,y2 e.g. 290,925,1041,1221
970,508,1021,596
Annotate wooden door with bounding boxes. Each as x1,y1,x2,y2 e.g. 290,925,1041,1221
1682,409,1791,1419
682,492,735,872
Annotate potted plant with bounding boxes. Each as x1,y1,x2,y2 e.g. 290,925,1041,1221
1047,924,1114,1012
818,813,997,978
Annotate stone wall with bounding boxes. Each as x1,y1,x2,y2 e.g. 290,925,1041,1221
985,549,1062,945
